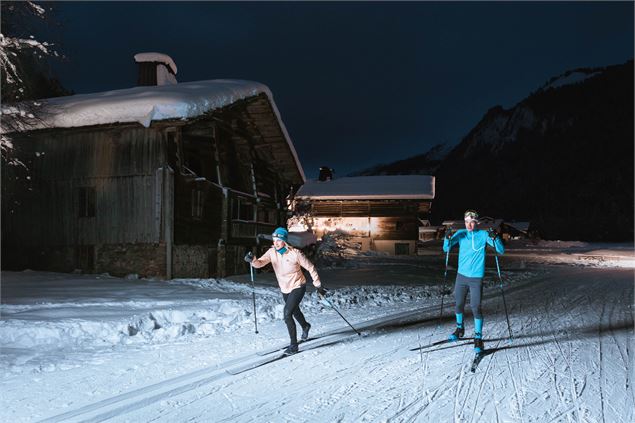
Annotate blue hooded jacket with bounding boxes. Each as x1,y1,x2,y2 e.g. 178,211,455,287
443,229,504,278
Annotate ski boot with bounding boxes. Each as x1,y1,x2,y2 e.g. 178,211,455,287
301,323,311,341
448,325,464,341
283,344,299,356
474,333,484,354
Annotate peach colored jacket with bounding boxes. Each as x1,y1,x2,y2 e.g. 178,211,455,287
251,246,322,294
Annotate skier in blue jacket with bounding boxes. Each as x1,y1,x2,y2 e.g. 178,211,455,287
443,210,505,353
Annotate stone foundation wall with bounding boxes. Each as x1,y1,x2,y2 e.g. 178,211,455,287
2,242,256,279
173,245,212,278
96,243,166,278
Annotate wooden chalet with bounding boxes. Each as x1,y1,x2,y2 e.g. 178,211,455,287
292,175,435,255
2,60,304,279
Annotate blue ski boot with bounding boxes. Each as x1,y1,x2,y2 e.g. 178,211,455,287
474,333,484,354
449,325,464,341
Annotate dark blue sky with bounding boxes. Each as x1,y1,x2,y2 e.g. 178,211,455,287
50,1,633,178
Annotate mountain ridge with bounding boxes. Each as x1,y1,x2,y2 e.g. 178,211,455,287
350,60,634,241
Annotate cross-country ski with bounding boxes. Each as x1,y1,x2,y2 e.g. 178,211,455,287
409,338,474,351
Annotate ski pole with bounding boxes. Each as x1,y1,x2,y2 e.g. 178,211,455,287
250,263,259,334
320,294,361,336
436,248,451,328
494,254,513,340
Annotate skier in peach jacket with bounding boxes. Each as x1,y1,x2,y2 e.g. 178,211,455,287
245,227,325,355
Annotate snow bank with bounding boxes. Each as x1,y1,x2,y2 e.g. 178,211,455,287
0,298,267,350
0,277,445,353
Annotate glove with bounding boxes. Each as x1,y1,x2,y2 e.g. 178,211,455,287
488,229,499,240
244,251,254,263
317,286,327,297
445,229,454,240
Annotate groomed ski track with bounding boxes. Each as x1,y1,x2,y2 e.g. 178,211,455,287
37,267,633,423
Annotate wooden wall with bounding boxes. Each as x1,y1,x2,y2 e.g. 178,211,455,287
309,200,429,217
4,125,165,248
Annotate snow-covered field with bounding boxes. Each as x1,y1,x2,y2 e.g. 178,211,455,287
1,241,633,422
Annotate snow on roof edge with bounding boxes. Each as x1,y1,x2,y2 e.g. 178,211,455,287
295,193,434,200
1,79,305,182
295,175,435,199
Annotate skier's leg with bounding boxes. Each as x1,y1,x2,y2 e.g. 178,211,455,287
283,286,305,349
291,285,308,326
290,285,311,340
450,276,468,340
468,278,483,329
454,276,468,316
469,278,485,353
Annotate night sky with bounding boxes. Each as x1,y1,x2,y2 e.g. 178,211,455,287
49,1,633,179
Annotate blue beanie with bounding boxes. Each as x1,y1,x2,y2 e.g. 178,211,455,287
272,227,288,242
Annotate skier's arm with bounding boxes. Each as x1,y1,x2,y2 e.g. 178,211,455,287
486,233,505,255
297,251,322,287
251,249,272,268
443,230,461,252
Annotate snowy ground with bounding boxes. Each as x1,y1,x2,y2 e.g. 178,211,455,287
1,241,633,422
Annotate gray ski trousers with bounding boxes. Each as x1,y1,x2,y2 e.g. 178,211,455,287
454,273,484,319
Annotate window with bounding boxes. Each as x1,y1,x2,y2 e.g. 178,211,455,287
78,187,95,218
232,197,255,222
395,243,410,255
257,207,277,224
191,189,204,220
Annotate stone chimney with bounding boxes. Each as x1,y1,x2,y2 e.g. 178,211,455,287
134,52,178,86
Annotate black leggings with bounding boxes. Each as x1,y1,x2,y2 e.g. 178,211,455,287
454,273,484,319
282,284,308,345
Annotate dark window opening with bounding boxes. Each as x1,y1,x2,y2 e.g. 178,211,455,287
185,155,202,176
167,130,181,170
395,243,409,255
78,187,95,218
192,189,204,220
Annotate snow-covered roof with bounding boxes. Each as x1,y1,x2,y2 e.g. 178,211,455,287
3,79,270,130
2,79,305,181
134,52,178,74
295,175,435,200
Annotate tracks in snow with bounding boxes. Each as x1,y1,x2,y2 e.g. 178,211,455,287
35,301,450,423
35,267,634,423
